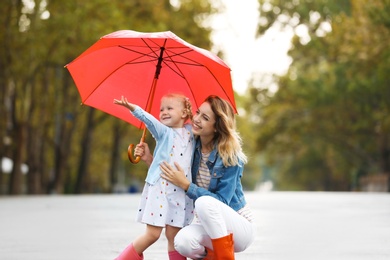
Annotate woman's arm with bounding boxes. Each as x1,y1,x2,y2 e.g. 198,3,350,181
185,164,242,204
160,160,243,205
160,162,191,191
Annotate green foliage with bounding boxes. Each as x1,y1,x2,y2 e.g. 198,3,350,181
249,0,390,190
257,0,351,35
0,0,215,194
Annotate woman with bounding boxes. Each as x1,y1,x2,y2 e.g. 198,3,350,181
136,95,255,259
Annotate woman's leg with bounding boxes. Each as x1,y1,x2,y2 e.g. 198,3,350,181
174,224,212,259
195,196,255,252
174,196,255,259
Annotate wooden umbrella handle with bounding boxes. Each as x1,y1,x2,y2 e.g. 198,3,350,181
127,127,147,164
128,143,141,163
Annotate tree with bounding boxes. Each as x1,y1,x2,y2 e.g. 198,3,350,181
249,0,390,190
0,0,216,194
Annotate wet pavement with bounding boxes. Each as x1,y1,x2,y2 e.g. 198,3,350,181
0,191,389,260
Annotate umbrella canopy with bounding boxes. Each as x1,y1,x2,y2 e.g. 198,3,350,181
65,30,236,130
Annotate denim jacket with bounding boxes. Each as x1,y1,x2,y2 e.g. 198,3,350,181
131,106,193,185
186,138,247,211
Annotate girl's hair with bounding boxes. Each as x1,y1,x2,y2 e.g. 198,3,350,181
204,95,247,166
163,93,193,121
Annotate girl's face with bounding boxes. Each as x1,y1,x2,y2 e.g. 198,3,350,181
192,102,216,137
159,97,187,128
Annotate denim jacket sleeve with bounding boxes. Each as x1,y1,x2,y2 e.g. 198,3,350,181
186,148,246,211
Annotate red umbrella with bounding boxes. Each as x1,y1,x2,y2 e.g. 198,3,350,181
65,30,236,162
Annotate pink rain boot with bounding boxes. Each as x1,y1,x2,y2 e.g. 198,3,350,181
168,250,186,260
115,243,143,260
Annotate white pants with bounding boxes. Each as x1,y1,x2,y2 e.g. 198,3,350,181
174,196,256,259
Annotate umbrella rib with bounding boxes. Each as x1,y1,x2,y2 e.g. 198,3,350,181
161,49,235,108
201,65,235,107
140,38,207,73
82,50,158,104
84,41,165,103
82,63,134,104
125,60,157,65
120,42,210,78
137,38,205,111
161,49,199,78
119,45,159,61
163,48,214,79
165,48,204,66
118,44,201,77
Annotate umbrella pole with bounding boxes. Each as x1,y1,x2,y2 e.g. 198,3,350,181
127,76,159,164
127,46,165,164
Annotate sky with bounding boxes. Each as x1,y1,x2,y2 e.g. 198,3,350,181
209,0,293,94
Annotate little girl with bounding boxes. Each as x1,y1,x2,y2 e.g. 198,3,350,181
113,93,194,260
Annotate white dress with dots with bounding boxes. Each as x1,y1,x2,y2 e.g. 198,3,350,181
136,127,194,228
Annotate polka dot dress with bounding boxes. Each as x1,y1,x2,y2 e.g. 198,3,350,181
136,127,194,228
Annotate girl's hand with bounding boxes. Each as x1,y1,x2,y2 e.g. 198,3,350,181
135,142,153,166
113,96,135,111
160,161,190,191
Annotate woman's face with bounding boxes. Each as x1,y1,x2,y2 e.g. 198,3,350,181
192,102,216,137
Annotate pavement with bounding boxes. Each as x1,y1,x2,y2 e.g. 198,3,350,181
0,191,389,260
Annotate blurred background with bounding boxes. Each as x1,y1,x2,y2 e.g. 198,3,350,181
1,0,389,195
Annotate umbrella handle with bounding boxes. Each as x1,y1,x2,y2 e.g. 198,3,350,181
127,128,147,164
128,144,141,164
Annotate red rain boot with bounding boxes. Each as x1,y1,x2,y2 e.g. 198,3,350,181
115,243,143,260
203,247,215,260
168,250,186,260
211,233,234,260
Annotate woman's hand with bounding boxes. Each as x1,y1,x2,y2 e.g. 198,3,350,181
160,161,190,191
134,142,153,166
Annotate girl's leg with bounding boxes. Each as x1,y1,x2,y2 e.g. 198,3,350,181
165,225,181,252
166,225,186,260
133,224,163,253
115,224,162,260
168,250,187,260
114,244,142,260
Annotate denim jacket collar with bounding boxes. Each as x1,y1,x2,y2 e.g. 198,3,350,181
194,137,218,164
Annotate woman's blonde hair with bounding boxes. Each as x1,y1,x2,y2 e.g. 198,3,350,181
205,95,247,166
163,93,193,122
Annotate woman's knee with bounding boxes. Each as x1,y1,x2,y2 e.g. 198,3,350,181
194,196,219,218
173,229,190,254
174,226,203,257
